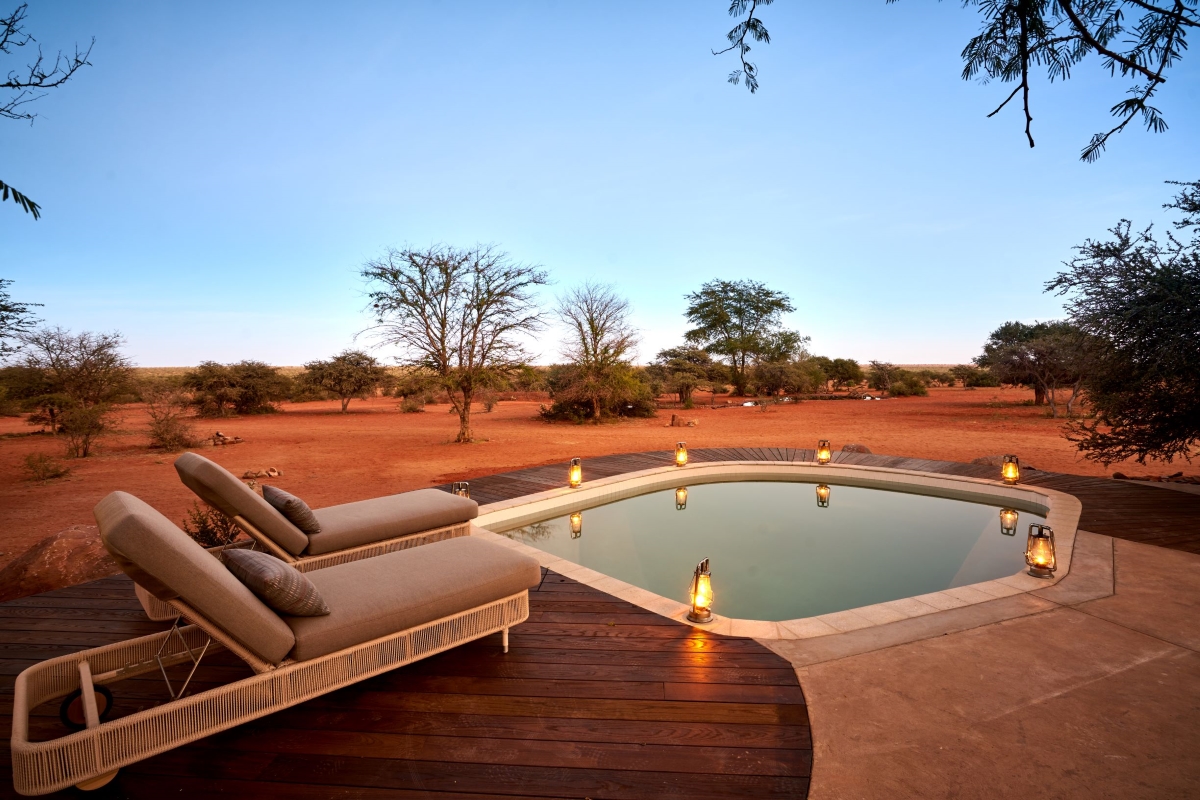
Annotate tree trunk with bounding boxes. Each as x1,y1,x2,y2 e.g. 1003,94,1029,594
455,389,473,443
591,395,601,421
340,397,350,413
1034,385,1046,405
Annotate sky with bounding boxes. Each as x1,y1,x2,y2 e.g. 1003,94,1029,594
3,1,1198,367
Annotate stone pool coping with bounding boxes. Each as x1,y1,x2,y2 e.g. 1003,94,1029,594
469,460,1082,641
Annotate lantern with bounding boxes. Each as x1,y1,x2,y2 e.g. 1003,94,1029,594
568,457,582,488
999,508,1019,535
1025,524,1057,578
1001,455,1020,485
675,441,688,467
451,481,470,499
675,486,688,510
687,558,714,623
569,511,583,538
816,483,831,507
816,440,832,465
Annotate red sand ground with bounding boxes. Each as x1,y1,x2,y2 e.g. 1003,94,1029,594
0,387,1186,570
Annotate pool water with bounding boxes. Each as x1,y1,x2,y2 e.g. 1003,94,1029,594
499,481,1046,621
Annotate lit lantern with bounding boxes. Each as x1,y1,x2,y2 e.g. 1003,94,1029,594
1001,455,1020,485
999,508,1019,535
675,441,688,467
451,481,470,499
1025,524,1057,578
569,511,583,538
816,440,832,465
568,458,582,488
675,486,688,510
687,558,714,623
816,483,831,507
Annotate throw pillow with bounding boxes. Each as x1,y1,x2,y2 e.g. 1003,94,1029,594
262,484,322,535
222,549,330,616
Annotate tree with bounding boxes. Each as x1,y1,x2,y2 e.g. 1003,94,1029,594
975,321,1050,403
829,358,863,391
867,361,900,395
0,278,39,357
554,283,640,420
363,244,548,443
652,346,723,407
183,360,292,416
2,3,93,219
683,279,798,396
715,1,1197,161
302,350,389,412
14,326,131,456
1046,179,1200,463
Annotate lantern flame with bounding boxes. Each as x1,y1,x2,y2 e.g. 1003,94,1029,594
816,483,831,507
816,440,832,465
1025,524,1057,577
1002,455,1020,484
569,511,582,538
687,558,714,623
675,487,688,510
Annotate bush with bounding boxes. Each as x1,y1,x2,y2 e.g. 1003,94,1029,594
481,390,498,412
181,502,242,548
145,389,197,451
22,453,70,482
890,376,929,397
184,361,293,416
400,397,425,413
541,364,657,422
61,404,111,458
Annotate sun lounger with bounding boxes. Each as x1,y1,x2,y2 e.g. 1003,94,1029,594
9,491,539,796
175,452,478,566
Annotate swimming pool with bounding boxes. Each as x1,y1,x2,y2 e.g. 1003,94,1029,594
498,481,1047,621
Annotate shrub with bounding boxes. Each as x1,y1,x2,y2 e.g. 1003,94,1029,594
181,502,242,548
145,389,197,451
481,390,498,412
184,361,293,416
890,376,929,397
22,453,70,482
541,363,657,422
301,350,388,412
400,397,425,413
61,404,111,458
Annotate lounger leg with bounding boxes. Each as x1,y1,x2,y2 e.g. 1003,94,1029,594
75,661,118,791
502,627,509,653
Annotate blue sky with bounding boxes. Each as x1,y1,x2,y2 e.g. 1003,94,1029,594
3,2,1197,366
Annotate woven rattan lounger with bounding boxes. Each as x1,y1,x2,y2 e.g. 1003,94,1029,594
130,452,479,620
9,491,539,796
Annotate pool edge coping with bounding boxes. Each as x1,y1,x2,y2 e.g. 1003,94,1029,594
468,460,1083,641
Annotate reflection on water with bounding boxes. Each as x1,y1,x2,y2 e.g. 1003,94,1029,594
498,481,1047,621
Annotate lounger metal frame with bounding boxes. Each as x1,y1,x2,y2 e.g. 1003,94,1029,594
136,518,472,621
10,589,529,796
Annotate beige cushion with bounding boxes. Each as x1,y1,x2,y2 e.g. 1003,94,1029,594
175,452,309,555
286,536,539,661
94,491,296,664
262,485,322,535
305,489,478,556
223,550,330,616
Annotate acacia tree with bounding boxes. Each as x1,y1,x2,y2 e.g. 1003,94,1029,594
0,278,39,356
2,3,93,219
302,350,389,412
715,1,1197,161
1047,179,1200,463
363,244,548,443
555,283,640,420
683,279,797,396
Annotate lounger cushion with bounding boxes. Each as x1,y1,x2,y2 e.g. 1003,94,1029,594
305,489,479,556
223,549,330,616
262,485,322,535
95,492,296,664
286,536,539,661
175,453,310,555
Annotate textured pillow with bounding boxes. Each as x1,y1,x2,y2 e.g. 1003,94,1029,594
222,549,330,616
262,485,321,536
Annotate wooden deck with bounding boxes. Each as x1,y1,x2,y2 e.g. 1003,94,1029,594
5,447,1200,798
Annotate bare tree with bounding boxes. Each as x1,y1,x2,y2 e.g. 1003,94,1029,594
556,283,640,421
2,3,94,219
363,244,548,443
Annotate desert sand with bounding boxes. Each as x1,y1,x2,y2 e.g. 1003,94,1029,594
0,387,1186,571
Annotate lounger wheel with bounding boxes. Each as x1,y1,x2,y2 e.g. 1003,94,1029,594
59,684,114,731
75,769,119,791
